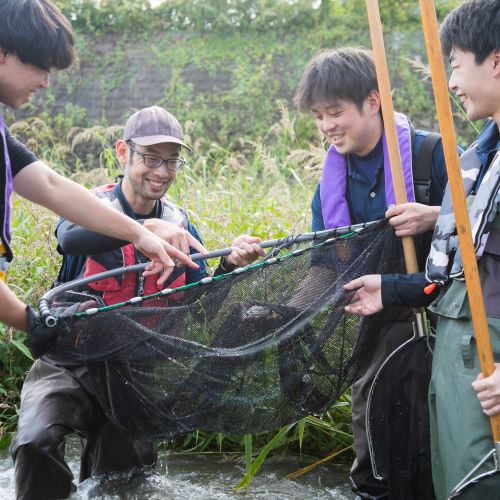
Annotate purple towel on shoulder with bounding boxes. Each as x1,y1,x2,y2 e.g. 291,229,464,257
320,112,415,229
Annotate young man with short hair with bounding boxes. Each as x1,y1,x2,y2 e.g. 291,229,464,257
345,1,500,497
11,105,264,499
0,0,197,336
294,47,456,498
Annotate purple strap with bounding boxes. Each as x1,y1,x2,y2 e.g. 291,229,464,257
0,112,13,248
320,112,415,229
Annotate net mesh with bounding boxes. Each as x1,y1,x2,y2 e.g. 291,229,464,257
367,335,435,500
43,220,406,440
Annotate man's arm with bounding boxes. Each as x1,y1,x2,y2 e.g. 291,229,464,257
343,272,440,315
57,218,207,256
57,219,128,255
311,185,325,232
13,161,200,282
0,280,28,330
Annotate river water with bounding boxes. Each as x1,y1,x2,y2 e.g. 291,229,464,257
0,438,354,499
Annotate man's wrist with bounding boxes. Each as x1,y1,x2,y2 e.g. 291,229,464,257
9,301,28,332
218,257,236,273
381,272,438,308
381,275,397,308
126,219,148,245
426,206,441,230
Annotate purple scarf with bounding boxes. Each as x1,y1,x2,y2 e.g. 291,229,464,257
320,112,415,229
0,112,13,254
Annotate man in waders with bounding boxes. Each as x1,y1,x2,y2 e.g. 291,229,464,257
10,105,265,500
0,1,200,342
345,1,500,497
294,47,461,499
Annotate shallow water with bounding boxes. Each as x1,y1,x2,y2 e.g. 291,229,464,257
0,438,354,499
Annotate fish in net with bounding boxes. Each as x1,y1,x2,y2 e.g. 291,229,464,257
37,219,407,440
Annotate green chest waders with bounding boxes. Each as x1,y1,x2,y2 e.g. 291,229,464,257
430,204,500,499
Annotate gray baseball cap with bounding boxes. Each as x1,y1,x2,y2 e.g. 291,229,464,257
123,106,192,152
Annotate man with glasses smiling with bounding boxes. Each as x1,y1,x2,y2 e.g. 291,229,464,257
55,106,264,295
11,106,264,499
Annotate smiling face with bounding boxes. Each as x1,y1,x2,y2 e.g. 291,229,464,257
117,140,180,215
311,91,383,157
0,52,49,109
448,48,500,124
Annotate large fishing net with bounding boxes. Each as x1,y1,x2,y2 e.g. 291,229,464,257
39,219,406,440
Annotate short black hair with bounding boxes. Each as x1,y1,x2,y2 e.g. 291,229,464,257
440,0,500,64
0,0,75,71
294,47,378,113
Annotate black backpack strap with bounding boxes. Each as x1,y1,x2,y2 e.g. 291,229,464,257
412,130,441,205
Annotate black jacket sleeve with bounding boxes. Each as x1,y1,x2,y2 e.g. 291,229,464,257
381,272,441,308
56,219,128,256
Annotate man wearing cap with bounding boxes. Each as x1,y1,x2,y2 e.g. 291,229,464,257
10,106,264,500
54,106,263,298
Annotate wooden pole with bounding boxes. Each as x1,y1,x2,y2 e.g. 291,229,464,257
418,0,499,443
365,0,419,273
365,0,428,335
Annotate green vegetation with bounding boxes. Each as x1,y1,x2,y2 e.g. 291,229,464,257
15,0,475,150
0,0,475,486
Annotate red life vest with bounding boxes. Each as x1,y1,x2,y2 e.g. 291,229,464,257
82,183,189,305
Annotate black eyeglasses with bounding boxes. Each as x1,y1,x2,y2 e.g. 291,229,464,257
128,141,186,171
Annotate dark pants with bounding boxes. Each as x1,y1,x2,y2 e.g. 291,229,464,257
349,316,414,499
10,358,156,500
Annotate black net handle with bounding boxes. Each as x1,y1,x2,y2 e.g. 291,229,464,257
39,220,381,327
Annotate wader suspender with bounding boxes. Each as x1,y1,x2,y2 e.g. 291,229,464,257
410,124,441,205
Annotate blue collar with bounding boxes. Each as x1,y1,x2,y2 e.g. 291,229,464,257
472,120,500,191
476,120,499,158
346,136,384,179
113,181,162,220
